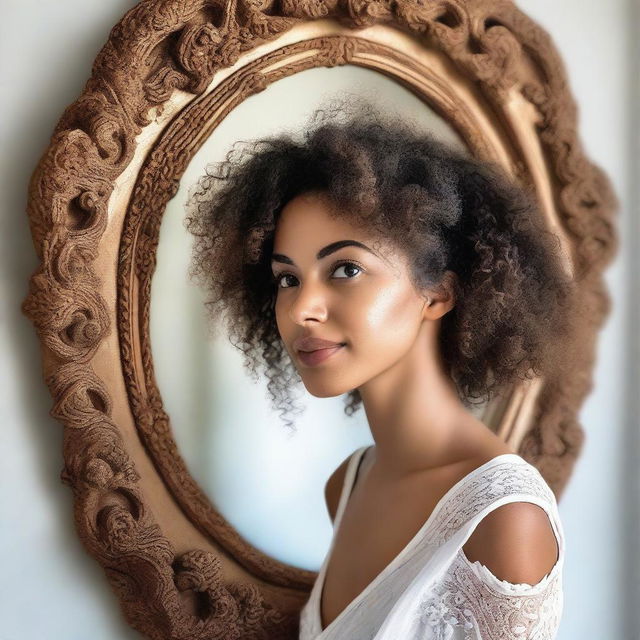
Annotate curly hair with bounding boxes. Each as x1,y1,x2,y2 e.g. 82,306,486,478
183,97,580,434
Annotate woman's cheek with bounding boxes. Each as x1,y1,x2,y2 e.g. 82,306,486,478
348,283,421,351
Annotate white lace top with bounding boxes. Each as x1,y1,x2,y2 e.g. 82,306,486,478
299,445,565,640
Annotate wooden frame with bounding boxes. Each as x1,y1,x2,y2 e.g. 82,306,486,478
21,0,618,638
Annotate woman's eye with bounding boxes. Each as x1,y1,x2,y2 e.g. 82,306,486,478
273,261,363,289
332,262,362,279
274,273,296,289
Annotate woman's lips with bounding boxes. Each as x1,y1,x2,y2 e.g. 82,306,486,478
297,344,345,367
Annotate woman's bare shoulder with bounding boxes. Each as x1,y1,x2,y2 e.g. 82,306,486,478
324,447,371,523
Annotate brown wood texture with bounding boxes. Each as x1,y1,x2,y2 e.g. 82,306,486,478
21,0,618,638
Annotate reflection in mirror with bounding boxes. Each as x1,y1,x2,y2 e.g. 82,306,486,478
150,65,476,571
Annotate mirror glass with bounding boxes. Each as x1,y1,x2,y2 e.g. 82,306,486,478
150,64,471,570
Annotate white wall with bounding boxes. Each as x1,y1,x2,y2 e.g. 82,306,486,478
1,1,635,638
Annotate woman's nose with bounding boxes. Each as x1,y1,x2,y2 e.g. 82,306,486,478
287,281,330,324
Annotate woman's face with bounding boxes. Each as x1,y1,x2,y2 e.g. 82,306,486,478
271,190,432,398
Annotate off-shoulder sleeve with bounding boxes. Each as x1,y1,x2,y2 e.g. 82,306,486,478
413,486,565,640
413,546,563,639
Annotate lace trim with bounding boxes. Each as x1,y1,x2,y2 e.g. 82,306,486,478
458,547,561,596
427,460,559,545
414,551,563,640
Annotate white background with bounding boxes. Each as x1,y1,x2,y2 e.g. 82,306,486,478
1,0,637,638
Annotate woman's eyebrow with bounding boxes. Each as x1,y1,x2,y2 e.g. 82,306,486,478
271,240,377,266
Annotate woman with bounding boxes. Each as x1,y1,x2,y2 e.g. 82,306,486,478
184,98,578,639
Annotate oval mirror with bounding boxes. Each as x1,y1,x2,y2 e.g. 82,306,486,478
152,66,468,571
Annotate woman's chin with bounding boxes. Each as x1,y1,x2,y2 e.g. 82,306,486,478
303,383,348,399
300,376,354,398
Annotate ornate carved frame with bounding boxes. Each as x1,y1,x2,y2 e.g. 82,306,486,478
21,0,618,638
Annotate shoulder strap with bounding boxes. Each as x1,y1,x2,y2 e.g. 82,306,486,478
333,445,369,529
428,457,565,556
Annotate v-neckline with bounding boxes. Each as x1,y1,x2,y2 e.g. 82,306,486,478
315,447,523,636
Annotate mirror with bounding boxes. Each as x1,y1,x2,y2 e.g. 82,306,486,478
151,66,468,571
21,1,618,638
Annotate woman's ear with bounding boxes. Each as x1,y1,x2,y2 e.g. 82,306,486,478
422,270,457,318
